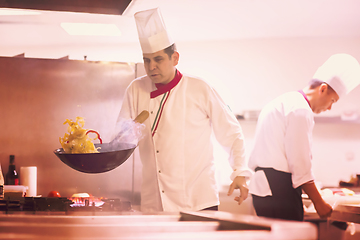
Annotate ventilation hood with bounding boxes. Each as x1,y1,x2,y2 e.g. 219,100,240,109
0,0,133,15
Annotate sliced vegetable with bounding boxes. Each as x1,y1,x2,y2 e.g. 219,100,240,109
86,130,103,144
59,117,102,153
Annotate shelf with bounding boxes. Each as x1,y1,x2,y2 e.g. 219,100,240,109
236,115,360,124
314,116,360,124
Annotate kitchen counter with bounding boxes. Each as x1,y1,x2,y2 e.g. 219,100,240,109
305,207,360,240
0,210,318,240
331,204,360,224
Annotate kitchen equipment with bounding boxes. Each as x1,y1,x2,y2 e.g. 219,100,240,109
0,209,318,239
4,185,27,200
54,142,136,173
134,110,149,124
331,204,360,224
0,196,131,213
54,111,149,174
303,189,360,240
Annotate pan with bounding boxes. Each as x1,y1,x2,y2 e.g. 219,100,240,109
54,111,149,174
54,142,136,173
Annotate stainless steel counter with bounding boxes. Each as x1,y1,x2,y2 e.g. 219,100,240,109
331,204,360,224
0,210,317,240
305,205,360,240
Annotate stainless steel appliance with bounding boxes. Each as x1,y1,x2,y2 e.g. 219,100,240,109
0,198,318,240
0,56,146,202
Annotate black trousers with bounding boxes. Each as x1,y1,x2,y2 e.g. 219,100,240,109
252,167,304,221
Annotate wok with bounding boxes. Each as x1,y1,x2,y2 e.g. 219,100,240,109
54,142,136,174
54,110,149,174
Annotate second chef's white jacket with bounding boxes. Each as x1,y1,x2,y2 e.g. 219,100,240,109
249,91,315,197
118,70,251,212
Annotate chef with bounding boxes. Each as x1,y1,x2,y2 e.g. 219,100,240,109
248,53,360,221
117,8,251,212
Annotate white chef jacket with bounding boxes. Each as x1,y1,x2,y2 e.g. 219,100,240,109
118,70,251,212
249,91,315,197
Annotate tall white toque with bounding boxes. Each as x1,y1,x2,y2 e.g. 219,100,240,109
313,53,360,98
134,8,174,54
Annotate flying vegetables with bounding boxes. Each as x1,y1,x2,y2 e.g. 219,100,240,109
59,117,102,153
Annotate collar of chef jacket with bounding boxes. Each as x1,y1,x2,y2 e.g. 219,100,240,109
150,69,183,98
298,90,311,107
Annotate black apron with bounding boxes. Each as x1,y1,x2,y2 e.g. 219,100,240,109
252,167,304,221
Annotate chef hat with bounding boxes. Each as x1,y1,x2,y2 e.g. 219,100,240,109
134,8,174,54
312,53,360,98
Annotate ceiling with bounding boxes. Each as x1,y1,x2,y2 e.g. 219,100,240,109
0,0,360,55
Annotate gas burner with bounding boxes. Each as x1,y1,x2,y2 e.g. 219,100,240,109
23,197,73,211
70,198,132,212
101,198,131,212
0,199,22,211
69,196,104,208
0,197,72,212
0,197,132,213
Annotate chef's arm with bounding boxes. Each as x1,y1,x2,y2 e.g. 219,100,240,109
301,180,333,218
228,176,249,205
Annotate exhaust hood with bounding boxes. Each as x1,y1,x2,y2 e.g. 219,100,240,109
0,0,133,15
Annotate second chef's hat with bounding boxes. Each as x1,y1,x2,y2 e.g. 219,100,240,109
313,53,360,98
134,8,174,54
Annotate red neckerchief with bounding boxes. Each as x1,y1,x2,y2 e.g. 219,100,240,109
298,90,311,107
150,70,183,98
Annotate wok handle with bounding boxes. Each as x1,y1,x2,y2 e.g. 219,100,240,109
134,110,149,124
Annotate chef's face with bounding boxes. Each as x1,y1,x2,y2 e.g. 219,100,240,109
312,84,339,114
143,49,179,85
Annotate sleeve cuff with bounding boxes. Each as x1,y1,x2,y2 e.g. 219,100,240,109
230,168,253,181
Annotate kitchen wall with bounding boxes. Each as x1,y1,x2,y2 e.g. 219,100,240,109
1,35,360,207
0,56,145,203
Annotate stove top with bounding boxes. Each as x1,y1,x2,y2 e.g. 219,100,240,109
0,197,132,214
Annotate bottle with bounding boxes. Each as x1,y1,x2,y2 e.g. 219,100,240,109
5,155,19,185
0,164,4,199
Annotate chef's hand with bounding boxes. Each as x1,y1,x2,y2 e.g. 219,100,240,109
314,200,333,219
227,176,249,205
301,180,333,219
